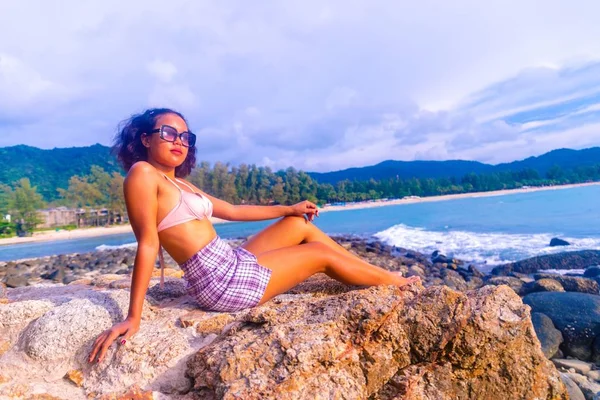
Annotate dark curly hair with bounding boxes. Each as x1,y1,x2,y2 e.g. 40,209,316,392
112,108,197,177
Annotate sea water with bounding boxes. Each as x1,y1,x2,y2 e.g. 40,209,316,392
2,185,599,272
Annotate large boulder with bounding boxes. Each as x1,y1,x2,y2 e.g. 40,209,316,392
0,277,568,399
492,250,600,275
188,285,566,399
523,292,600,361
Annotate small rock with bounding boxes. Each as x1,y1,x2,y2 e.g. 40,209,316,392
560,373,586,400
553,359,593,375
586,370,600,381
65,370,84,387
0,282,8,303
522,278,565,295
485,276,524,295
549,238,570,247
532,313,563,359
0,338,10,356
564,372,600,400
584,266,600,278
4,275,28,288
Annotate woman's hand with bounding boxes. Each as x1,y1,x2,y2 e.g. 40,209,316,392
88,317,140,364
290,200,319,222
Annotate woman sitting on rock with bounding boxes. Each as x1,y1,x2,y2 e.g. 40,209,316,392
89,108,420,363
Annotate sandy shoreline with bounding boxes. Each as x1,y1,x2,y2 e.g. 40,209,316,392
1,181,598,247
318,181,600,213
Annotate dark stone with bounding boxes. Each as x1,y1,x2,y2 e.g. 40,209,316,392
41,266,65,282
549,238,570,247
492,250,600,275
583,266,600,278
523,292,600,361
432,254,449,264
533,273,599,294
468,265,485,279
531,312,563,359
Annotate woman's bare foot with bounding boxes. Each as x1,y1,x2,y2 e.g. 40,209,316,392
391,272,421,288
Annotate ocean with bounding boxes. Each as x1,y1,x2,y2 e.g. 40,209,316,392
2,185,599,273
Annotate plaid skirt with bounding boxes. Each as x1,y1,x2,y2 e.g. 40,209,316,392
179,236,272,312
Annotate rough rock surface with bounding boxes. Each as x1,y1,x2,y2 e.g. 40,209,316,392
0,276,567,399
187,284,565,400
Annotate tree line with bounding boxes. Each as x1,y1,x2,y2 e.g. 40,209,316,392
1,162,599,237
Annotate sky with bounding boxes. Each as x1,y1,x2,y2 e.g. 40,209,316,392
1,1,600,172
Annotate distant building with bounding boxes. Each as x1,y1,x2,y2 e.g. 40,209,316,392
37,207,77,228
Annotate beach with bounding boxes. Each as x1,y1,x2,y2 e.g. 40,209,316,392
319,181,600,212
2,181,599,247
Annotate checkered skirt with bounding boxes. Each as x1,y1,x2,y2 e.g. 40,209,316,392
179,236,272,312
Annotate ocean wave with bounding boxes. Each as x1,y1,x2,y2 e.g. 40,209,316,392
95,242,137,251
374,224,600,268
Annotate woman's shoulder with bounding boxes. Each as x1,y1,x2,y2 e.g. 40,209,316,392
126,161,161,182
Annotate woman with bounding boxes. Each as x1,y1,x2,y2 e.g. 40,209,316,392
89,108,420,363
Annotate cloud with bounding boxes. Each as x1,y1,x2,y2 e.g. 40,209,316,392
0,0,600,172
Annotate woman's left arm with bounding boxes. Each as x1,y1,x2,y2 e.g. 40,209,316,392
199,189,319,222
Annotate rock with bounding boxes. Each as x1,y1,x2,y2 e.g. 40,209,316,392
492,250,600,275
550,238,571,247
22,290,137,361
584,266,600,278
4,274,28,288
0,338,10,356
522,278,565,295
532,312,563,358
523,292,600,361
553,359,593,374
65,370,84,387
586,370,600,381
468,264,485,279
440,268,468,291
564,372,600,400
407,265,425,278
534,273,599,294
0,282,7,303
560,373,586,400
484,276,524,295
187,285,566,399
432,253,449,264
0,300,55,330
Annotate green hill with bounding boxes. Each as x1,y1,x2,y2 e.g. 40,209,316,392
308,147,600,184
0,144,121,201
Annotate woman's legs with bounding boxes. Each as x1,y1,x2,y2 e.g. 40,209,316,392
256,242,420,305
242,216,367,262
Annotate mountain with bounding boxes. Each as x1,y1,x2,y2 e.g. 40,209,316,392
307,147,600,185
0,144,121,201
1,143,599,201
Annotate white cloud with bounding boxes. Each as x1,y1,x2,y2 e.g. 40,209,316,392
0,0,599,172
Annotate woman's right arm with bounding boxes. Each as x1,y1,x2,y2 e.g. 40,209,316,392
89,162,159,363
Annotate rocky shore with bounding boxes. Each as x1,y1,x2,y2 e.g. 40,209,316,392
1,236,599,398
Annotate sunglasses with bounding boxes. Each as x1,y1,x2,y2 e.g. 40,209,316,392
150,125,196,147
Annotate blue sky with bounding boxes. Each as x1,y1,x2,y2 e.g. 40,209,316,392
1,1,600,172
